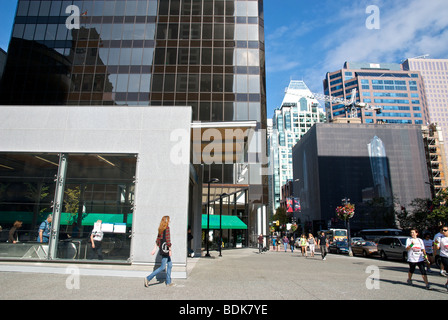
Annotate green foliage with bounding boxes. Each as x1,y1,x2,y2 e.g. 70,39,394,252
24,182,50,214
397,188,448,231
429,188,448,223
272,206,288,225
64,186,85,226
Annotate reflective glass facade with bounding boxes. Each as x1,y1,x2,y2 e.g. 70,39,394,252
0,0,266,123
0,0,267,183
0,0,268,251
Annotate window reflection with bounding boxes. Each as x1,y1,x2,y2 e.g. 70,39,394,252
0,153,136,262
5,0,264,118
17,1,29,16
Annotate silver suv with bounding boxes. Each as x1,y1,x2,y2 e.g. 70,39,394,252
377,236,410,262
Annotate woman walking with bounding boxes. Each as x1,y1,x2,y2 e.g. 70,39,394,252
406,228,430,290
144,216,175,287
300,234,308,257
282,235,289,252
434,226,448,291
307,234,316,258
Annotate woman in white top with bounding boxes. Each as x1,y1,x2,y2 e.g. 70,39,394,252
405,228,430,290
434,226,448,291
307,234,316,258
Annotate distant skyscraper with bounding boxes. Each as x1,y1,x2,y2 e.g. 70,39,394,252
268,80,324,211
324,62,430,125
402,57,448,178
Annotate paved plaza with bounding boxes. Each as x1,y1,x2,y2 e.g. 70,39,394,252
1,248,447,301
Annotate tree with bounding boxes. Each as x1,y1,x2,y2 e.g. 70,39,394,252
272,206,288,225
397,190,448,232
428,188,448,225
64,185,86,229
24,182,50,220
271,206,288,233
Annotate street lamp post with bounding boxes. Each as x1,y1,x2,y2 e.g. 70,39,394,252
205,178,219,257
219,193,228,257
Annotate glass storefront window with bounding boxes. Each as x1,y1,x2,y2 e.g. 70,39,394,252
0,153,136,263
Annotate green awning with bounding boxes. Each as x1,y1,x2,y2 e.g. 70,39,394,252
60,212,132,226
201,214,247,229
0,211,132,226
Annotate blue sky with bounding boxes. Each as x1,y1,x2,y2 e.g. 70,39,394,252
1,0,448,118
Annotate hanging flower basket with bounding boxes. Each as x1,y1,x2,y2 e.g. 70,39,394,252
336,203,355,220
290,223,298,233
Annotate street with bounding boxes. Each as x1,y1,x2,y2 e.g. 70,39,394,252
0,247,447,301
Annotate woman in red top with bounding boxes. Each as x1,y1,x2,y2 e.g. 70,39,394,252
144,216,175,287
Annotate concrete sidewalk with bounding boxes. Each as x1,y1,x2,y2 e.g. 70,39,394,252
0,248,447,300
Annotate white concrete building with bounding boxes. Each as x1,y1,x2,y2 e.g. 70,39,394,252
269,81,324,211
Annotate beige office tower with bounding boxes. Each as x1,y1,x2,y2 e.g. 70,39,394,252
403,57,448,189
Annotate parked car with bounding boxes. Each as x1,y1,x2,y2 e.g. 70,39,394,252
328,240,349,254
351,237,364,245
377,236,410,261
351,241,378,257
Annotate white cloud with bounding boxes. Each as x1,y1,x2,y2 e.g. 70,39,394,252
322,0,448,68
265,0,448,115
299,0,448,95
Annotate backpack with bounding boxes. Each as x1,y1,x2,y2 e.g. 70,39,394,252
159,229,170,257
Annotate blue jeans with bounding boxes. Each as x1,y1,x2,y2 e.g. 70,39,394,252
146,256,172,284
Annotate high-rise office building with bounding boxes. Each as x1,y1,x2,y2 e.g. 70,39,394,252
1,1,266,118
402,57,448,183
268,80,323,211
1,0,267,186
0,0,268,255
324,62,430,125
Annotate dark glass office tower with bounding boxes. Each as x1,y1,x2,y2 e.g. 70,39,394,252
0,0,268,245
1,0,266,115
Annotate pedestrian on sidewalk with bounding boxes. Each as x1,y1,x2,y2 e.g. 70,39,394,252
283,235,289,252
300,234,307,257
434,226,446,277
258,234,264,254
272,234,277,251
290,235,295,253
276,236,281,251
406,228,430,290
307,233,316,258
434,226,448,291
318,232,328,260
144,216,175,287
423,233,434,273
